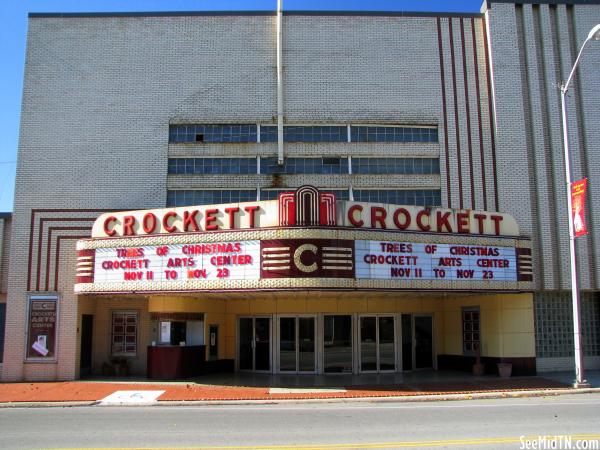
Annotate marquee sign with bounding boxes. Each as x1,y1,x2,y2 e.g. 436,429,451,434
76,187,532,293
88,241,260,284
76,238,532,290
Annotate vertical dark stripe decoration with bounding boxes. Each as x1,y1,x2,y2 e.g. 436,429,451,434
483,18,500,212
472,18,488,211
461,18,476,210
437,18,452,209
449,19,464,210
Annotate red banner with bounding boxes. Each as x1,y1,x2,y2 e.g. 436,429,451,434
571,178,588,238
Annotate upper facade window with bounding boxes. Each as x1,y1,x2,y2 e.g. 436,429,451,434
261,157,348,174
169,125,257,143
351,126,438,143
168,158,257,175
169,124,438,144
353,189,441,206
352,158,440,175
261,126,347,143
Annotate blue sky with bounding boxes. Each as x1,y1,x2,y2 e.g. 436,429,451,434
0,0,482,212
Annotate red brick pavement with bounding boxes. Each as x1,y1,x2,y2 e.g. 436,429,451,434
0,377,570,403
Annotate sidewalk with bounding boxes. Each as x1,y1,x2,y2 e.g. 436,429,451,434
1,371,598,405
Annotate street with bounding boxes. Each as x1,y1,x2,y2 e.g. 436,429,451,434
1,394,600,449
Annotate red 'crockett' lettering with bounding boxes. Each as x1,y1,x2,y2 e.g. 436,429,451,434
393,208,411,230
163,211,177,233
244,205,260,228
370,207,387,229
348,205,364,227
122,215,136,236
204,209,219,231
456,212,469,234
183,210,200,232
142,213,157,234
224,207,240,229
416,210,431,231
491,215,504,235
473,213,486,234
104,216,117,236
436,211,452,233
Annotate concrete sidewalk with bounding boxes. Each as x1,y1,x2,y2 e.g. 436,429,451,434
1,371,599,405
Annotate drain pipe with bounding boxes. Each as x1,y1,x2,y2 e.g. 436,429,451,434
276,0,284,165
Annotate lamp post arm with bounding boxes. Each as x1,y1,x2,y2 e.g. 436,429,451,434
563,36,591,93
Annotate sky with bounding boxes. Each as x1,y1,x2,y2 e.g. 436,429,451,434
0,0,482,213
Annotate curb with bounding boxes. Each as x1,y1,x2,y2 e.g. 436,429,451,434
1,387,599,408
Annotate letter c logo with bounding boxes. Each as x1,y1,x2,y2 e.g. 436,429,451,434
294,244,318,273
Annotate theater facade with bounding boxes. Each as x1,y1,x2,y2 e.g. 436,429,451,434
2,0,600,382
71,186,534,377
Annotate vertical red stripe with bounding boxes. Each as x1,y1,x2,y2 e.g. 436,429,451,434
437,18,452,208
483,16,500,212
449,19,464,210
461,19,476,210
472,18,488,211
27,210,37,291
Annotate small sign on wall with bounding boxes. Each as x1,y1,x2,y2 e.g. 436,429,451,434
26,295,58,361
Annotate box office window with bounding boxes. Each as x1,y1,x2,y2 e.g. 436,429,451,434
462,308,480,356
112,311,138,356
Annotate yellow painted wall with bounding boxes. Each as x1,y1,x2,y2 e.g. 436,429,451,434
84,291,535,371
441,293,535,358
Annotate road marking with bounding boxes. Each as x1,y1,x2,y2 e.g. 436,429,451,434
100,390,165,404
63,434,600,449
269,387,347,394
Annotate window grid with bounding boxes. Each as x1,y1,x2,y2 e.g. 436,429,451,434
112,311,138,356
351,126,438,143
462,308,480,355
352,158,440,175
169,125,257,143
535,292,600,358
352,189,441,206
260,189,350,201
261,126,348,143
168,158,257,175
167,190,257,207
261,157,349,174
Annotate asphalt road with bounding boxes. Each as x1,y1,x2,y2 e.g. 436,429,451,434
1,394,600,449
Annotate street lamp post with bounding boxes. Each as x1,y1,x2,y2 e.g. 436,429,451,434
559,23,600,389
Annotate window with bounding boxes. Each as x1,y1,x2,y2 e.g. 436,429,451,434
168,158,257,175
352,158,440,175
351,126,438,143
261,126,348,143
167,190,257,207
462,308,480,355
169,124,257,143
353,189,441,206
260,189,350,201
112,311,138,356
261,157,348,174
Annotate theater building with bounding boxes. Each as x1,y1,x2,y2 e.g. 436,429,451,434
1,0,600,381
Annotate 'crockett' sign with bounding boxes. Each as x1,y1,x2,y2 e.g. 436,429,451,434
92,187,519,238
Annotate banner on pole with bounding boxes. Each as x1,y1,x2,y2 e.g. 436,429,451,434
571,178,588,237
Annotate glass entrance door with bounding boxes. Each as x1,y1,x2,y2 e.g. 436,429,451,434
278,316,316,373
238,317,271,372
414,315,434,369
359,316,396,373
